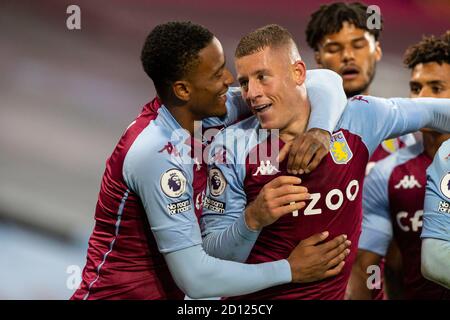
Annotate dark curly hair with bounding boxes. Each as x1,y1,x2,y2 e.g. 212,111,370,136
404,31,450,69
141,21,214,101
305,2,382,51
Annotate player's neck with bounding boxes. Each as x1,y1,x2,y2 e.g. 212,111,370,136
347,87,370,98
165,104,197,136
279,87,310,143
423,131,450,159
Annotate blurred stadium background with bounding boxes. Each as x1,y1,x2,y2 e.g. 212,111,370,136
0,0,449,299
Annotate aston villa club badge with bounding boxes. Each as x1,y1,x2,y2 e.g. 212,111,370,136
330,131,353,165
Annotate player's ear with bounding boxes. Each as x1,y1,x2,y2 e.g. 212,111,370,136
172,80,191,102
292,60,307,85
374,41,382,62
314,51,323,67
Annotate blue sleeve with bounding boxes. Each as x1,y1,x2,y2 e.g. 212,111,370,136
421,139,450,241
123,128,201,254
338,96,450,157
200,125,262,262
358,160,394,256
164,244,291,299
306,69,347,133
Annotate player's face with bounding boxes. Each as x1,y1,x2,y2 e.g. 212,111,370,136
188,37,234,119
315,22,382,97
410,62,450,134
235,46,304,130
409,62,450,99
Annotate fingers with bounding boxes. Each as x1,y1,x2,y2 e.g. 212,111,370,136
286,129,331,175
287,139,306,175
298,143,318,174
277,141,292,163
287,140,321,175
268,176,301,188
272,201,306,216
299,231,330,246
325,248,351,269
271,184,308,198
305,147,328,173
272,192,311,208
318,234,348,253
322,261,346,279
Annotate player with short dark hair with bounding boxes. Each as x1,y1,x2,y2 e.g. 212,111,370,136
351,31,450,299
72,21,350,300
306,2,417,299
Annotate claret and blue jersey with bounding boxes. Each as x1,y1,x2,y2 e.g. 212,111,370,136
202,95,450,300
359,140,450,299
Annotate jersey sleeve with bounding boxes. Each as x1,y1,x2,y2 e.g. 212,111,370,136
123,129,201,254
306,69,347,133
358,160,394,256
338,96,450,157
164,244,291,299
421,139,450,241
200,127,261,262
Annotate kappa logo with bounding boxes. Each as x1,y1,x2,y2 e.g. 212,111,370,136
394,175,422,189
330,131,353,164
158,142,180,157
440,173,450,199
253,160,280,176
209,168,226,197
160,169,187,198
351,95,369,103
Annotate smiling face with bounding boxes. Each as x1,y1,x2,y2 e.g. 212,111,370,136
315,22,382,97
185,37,234,119
235,45,307,131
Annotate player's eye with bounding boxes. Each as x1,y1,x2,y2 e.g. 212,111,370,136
431,86,443,94
353,40,367,49
257,74,267,82
239,80,248,90
326,45,341,53
215,70,224,79
410,84,421,95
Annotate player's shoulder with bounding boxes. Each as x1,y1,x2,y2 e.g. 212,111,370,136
209,115,260,165
211,115,259,148
344,95,389,113
126,117,191,176
222,114,259,132
436,139,450,168
369,142,424,182
428,139,450,180
337,95,386,127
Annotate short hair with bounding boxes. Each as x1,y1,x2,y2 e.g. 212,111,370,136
235,24,296,58
403,31,450,69
140,21,214,100
305,2,382,51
